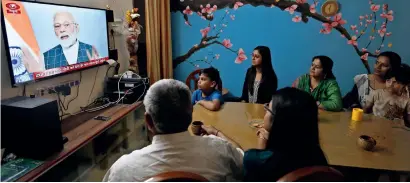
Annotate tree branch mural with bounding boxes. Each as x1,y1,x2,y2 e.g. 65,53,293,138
171,0,394,73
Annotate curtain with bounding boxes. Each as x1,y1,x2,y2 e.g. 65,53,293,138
145,0,173,84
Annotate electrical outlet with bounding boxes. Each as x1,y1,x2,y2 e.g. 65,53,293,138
35,79,80,97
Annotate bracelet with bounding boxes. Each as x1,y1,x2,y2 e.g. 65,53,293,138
216,130,220,136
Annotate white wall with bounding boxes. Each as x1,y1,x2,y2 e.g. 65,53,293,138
0,0,134,115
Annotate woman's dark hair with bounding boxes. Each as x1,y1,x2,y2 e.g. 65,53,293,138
248,46,278,91
266,87,320,151
201,67,222,90
395,64,410,85
313,55,336,80
378,51,402,79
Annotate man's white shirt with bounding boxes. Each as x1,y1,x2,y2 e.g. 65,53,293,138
103,131,244,182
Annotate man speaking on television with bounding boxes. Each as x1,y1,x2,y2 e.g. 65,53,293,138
43,11,99,70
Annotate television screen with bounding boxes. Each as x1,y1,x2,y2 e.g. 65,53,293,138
1,0,109,86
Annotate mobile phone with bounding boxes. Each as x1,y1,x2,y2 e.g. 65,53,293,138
94,116,110,121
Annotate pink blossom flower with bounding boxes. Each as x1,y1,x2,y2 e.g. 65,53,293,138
350,25,357,30
285,5,298,15
355,30,359,34
369,36,375,40
222,39,233,48
202,4,214,14
366,19,372,24
362,48,368,52
340,34,346,38
183,6,193,15
234,2,244,10
386,32,392,36
361,53,369,61
212,5,218,12
296,0,307,4
215,54,220,60
331,13,347,27
370,4,380,12
235,48,247,64
197,11,202,16
310,4,316,13
375,50,381,55
202,41,207,44
378,27,386,37
380,10,394,21
292,15,302,23
230,15,235,20
320,23,332,34
200,27,210,37
365,14,369,19
347,36,358,46
359,15,365,20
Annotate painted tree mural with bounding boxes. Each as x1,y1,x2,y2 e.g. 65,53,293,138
171,0,394,74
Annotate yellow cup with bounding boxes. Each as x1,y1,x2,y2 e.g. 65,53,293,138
351,108,363,121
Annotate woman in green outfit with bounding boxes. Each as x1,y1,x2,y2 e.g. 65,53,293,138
292,55,343,111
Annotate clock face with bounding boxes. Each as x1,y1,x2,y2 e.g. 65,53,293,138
321,1,339,17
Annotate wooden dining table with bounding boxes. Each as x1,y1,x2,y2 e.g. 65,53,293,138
192,102,410,172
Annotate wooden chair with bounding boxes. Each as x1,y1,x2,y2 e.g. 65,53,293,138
144,171,209,182
185,69,202,92
277,166,344,182
185,69,227,95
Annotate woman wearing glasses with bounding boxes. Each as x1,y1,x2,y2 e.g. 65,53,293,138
201,87,328,181
292,55,343,111
240,46,278,104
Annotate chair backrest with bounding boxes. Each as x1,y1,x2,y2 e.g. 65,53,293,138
186,69,202,91
185,69,223,92
144,171,209,182
277,166,344,182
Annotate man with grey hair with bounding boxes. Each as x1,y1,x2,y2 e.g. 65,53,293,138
103,79,243,182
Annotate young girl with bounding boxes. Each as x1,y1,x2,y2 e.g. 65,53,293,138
363,65,410,124
241,46,278,104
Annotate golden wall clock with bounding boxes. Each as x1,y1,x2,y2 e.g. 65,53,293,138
321,0,340,17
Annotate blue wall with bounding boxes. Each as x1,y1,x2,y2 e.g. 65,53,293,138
171,0,410,96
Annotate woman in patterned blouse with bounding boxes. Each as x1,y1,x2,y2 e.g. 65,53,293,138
240,46,278,104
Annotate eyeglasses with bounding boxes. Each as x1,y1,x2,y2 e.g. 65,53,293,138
54,22,77,30
264,103,274,115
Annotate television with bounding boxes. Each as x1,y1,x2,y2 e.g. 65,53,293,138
1,0,110,86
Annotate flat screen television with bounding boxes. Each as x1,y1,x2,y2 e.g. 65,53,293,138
1,0,109,86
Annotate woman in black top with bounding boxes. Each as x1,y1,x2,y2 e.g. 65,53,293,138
241,46,278,104
243,87,328,181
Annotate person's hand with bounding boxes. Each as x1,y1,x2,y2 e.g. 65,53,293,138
86,46,100,61
256,128,269,140
21,46,45,72
201,125,219,136
197,100,204,106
